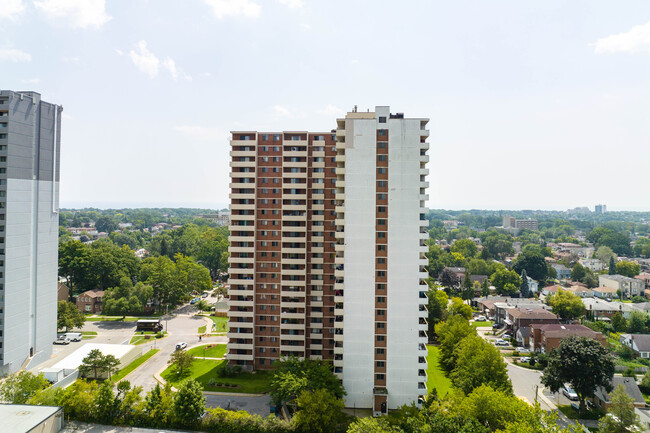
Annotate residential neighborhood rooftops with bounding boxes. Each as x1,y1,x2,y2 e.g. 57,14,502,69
507,308,557,320
79,290,104,298
531,324,600,339
625,334,650,352
595,376,645,407
600,274,642,283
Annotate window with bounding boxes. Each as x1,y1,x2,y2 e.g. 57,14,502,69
377,206,387,213
377,335,385,341
377,271,386,277
377,245,386,252
376,373,385,380
376,361,385,367
262,134,269,140
377,194,386,200
378,116,386,123
273,134,281,141
377,232,386,238
377,348,385,354
377,322,385,329
377,257,386,264
377,219,386,226
378,129,387,136
377,168,387,174
378,155,387,161
378,142,387,148
377,181,387,187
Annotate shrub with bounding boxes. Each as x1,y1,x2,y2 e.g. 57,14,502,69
623,367,637,379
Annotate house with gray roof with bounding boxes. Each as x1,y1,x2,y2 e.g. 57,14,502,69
592,376,645,409
621,333,650,359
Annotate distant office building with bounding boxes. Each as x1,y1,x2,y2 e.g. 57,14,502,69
0,90,61,375
595,204,607,214
502,215,538,231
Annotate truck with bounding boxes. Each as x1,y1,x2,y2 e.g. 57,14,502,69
65,332,82,342
136,319,163,332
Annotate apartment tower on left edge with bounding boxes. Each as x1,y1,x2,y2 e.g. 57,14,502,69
0,90,61,375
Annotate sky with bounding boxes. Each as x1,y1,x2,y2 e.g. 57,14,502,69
2,0,650,211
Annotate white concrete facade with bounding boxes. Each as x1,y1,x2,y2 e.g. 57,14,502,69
335,106,429,413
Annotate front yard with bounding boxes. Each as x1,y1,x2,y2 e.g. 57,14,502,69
161,359,271,394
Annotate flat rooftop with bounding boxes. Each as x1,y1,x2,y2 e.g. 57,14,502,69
0,404,62,433
52,343,136,370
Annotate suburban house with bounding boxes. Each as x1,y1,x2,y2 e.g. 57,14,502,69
506,308,559,337
592,286,619,299
530,323,606,352
76,290,104,314
552,264,572,280
621,334,650,359
636,273,650,291
57,282,70,303
592,376,645,409
598,274,645,299
565,285,594,298
542,285,563,296
583,298,637,320
494,300,550,326
580,258,606,272
441,267,466,283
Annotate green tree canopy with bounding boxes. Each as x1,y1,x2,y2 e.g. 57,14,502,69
172,379,206,428
270,357,345,405
293,389,351,433
541,336,615,412
546,289,585,321
512,251,548,282
451,239,478,260
450,335,513,395
435,315,476,373
616,261,641,278
490,269,522,295
0,371,50,404
57,300,85,331
598,384,642,433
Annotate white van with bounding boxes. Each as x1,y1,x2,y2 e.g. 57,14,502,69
65,332,82,342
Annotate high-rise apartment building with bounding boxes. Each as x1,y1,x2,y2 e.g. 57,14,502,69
227,132,337,369
595,204,607,214
333,107,429,414
227,106,429,414
0,91,61,375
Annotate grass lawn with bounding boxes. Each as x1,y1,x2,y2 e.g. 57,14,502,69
426,345,452,397
616,358,647,369
198,325,207,334
161,359,272,394
81,331,97,339
86,315,159,322
471,320,494,328
130,331,168,345
187,344,226,358
207,316,228,332
111,349,159,382
558,404,605,420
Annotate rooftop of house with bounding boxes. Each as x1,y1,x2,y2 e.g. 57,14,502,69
508,308,558,320
553,264,571,271
600,274,641,283
627,334,650,352
595,376,645,405
532,323,601,339
592,286,619,293
79,290,104,298
566,285,593,294
543,285,563,292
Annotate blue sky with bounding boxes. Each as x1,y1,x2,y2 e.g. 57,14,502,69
2,0,650,211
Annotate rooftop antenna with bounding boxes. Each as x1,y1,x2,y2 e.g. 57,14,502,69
353,105,357,112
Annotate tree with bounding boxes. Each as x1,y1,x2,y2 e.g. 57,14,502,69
490,269,522,295
627,311,647,333
270,357,345,405
95,216,119,233
172,379,206,427
293,389,351,433
595,246,617,265
57,300,85,331
168,349,195,376
427,288,448,338
440,268,459,290
347,417,401,433
0,371,50,404
481,279,490,297
546,289,585,321
609,256,617,275
598,384,642,433
78,349,120,380
611,313,628,333
520,270,530,298
571,263,586,282
94,381,117,424
616,261,641,278
435,315,476,372
451,239,478,260
468,258,494,277
450,335,512,395
448,297,473,320
541,336,615,412
194,299,211,312
513,252,548,282
461,270,474,301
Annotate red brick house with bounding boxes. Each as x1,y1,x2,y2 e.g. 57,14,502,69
76,290,104,314
530,323,606,353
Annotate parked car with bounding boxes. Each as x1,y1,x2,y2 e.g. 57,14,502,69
562,386,578,401
202,293,208,298
501,334,512,340
520,356,531,363
494,339,509,346
176,342,188,350
492,323,503,329
517,347,531,354
190,299,196,305
475,316,487,322
54,336,70,345
65,332,82,342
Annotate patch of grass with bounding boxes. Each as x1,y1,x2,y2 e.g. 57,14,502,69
207,316,229,332
81,331,98,336
471,320,494,328
161,359,271,394
187,344,226,359
111,349,159,382
426,345,453,397
616,358,646,369
86,316,157,322
558,404,605,420
130,331,168,345
198,325,207,334
513,360,543,370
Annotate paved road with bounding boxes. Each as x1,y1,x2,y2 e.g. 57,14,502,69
506,363,553,410
204,394,272,416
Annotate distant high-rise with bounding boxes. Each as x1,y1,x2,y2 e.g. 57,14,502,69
0,90,61,375
226,106,429,414
595,204,607,214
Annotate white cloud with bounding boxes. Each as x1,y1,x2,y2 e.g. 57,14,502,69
273,105,292,117
162,57,178,80
592,22,650,54
0,48,31,62
115,49,123,56
317,105,345,116
174,126,228,141
34,0,112,29
21,78,40,84
0,0,25,20
129,40,159,78
203,0,261,19
278,0,303,9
